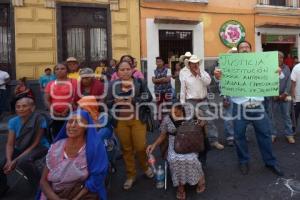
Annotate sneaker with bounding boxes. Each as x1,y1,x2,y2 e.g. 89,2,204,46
286,136,295,144
271,135,276,143
123,178,135,190
145,167,154,178
211,142,224,150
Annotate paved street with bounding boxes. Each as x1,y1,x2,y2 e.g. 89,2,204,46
1,116,300,200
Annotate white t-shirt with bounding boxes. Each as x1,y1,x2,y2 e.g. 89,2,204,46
0,70,10,90
291,63,300,102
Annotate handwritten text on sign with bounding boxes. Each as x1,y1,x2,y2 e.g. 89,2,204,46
219,51,279,97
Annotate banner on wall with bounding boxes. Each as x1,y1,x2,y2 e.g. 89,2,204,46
219,20,246,48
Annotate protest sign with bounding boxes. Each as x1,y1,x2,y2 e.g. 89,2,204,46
219,51,279,97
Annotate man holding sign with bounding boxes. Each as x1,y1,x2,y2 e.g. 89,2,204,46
214,41,283,176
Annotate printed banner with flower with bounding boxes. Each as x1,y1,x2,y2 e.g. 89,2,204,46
219,20,246,48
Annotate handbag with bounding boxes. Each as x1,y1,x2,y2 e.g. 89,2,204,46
173,120,205,154
136,78,157,132
139,105,157,132
56,182,99,200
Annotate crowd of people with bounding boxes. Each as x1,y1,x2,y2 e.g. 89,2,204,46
0,42,299,200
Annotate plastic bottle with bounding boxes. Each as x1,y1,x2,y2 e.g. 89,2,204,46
156,165,165,189
148,153,156,174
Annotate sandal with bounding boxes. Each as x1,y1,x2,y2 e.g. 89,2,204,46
123,178,135,190
176,186,186,200
196,178,206,193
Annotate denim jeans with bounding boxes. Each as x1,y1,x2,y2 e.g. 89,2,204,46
222,98,234,140
232,103,277,166
269,100,294,136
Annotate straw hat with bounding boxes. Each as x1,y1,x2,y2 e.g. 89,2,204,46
188,55,201,64
179,51,192,63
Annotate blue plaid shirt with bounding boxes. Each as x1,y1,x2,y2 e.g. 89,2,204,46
154,67,172,94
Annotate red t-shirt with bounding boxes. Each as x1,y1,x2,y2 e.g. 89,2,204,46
45,79,78,113
284,57,294,69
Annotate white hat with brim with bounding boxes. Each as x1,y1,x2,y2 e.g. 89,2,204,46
179,52,192,63
189,55,201,64
184,52,192,57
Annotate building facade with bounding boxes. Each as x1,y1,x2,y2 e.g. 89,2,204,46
1,0,300,84
140,0,300,93
0,0,140,80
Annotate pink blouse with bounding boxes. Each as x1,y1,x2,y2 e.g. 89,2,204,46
40,139,88,200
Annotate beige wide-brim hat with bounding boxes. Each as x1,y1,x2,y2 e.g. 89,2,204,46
179,51,192,63
188,55,202,64
66,57,78,63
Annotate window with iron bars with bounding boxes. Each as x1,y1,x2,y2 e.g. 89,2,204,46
258,0,300,8
60,6,109,69
0,4,12,71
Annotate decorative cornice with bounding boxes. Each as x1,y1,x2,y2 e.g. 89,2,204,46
12,0,24,7
110,0,119,11
45,0,55,8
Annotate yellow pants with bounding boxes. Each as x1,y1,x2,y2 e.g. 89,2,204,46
115,119,148,179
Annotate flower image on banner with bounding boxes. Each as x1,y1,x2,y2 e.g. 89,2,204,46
219,20,246,48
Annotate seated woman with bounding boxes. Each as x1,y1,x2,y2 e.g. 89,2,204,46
78,96,118,173
147,104,206,200
0,96,49,198
39,110,108,200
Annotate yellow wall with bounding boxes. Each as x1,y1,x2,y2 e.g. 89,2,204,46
15,0,56,79
14,0,141,79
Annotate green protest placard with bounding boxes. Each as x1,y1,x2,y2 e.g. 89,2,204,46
219,51,279,97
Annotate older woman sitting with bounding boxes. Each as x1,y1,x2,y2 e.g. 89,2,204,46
147,104,205,200
39,110,108,200
0,96,49,198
